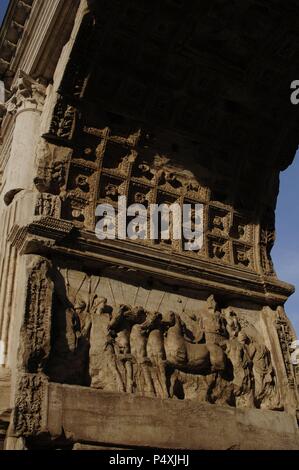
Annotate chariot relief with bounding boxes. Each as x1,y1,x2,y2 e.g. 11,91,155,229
45,268,281,411
0,0,298,452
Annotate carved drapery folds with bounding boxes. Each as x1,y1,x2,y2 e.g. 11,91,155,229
45,268,282,411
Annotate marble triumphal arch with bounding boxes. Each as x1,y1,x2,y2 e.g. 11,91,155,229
0,0,299,450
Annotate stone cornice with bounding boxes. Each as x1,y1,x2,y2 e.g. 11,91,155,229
0,0,79,95
0,0,33,92
8,221,294,306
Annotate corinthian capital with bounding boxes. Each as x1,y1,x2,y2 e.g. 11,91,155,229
6,71,46,115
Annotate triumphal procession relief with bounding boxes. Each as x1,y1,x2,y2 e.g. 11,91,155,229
0,0,298,450
46,268,280,411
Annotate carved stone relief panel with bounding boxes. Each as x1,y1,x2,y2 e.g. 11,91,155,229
19,257,53,373
14,373,47,437
208,237,230,264
34,194,61,218
49,97,77,141
46,267,282,411
276,306,297,390
233,243,254,269
12,256,53,437
34,139,71,196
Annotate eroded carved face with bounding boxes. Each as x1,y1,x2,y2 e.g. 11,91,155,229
134,192,147,204
76,175,89,191
105,183,119,197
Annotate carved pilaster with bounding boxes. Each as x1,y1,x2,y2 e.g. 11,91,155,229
9,256,53,439
3,73,47,204
276,306,297,390
19,257,53,373
13,373,48,437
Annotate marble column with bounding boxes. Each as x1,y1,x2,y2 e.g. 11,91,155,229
3,71,46,205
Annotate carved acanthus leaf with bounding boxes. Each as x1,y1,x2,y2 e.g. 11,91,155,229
6,71,46,115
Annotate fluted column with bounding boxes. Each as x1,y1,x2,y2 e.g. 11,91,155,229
3,71,46,205
0,72,45,368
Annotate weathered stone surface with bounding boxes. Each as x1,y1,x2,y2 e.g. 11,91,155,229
43,267,286,412
73,443,130,450
0,0,299,451
0,369,11,450
47,383,299,450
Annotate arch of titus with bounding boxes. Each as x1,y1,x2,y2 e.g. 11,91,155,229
0,0,299,450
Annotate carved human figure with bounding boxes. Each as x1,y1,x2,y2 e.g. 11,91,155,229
129,310,157,396
199,295,228,370
108,304,147,393
73,300,91,342
109,304,145,354
89,298,125,392
65,300,85,353
51,269,284,410
43,196,53,216
212,243,226,259
236,250,250,267
239,332,280,409
145,312,169,398
224,308,241,339
205,295,224,331
35,194,55,216
224,332,254,408
213,215,224,231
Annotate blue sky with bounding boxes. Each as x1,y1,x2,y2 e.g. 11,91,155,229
0,1,298,334
0,1,8,24
272,152,299,334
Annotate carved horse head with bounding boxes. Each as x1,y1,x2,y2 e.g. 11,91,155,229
108,305,146,333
